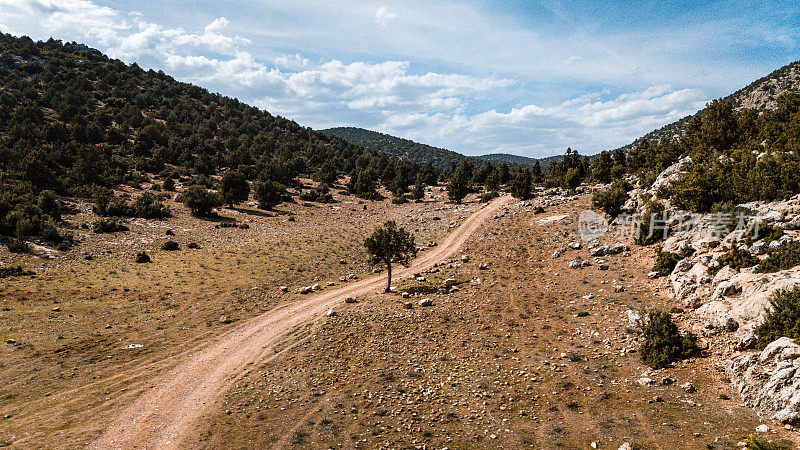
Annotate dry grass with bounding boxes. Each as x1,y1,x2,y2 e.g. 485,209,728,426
0,183,474,447
199,194,773,449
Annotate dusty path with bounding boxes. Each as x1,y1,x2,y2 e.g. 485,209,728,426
92,195,511,449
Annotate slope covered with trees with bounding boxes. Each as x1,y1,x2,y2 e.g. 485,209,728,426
591,59,800,215
320,127,473,173
0,33,438,247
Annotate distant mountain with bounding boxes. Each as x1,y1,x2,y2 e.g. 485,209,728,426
476,153,537,165
321,127,543,172
613,60,800,153
320,127,472,172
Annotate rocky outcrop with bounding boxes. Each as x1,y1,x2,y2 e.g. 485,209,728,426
728,337,800,425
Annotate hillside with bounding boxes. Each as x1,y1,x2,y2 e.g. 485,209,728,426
476,152,538,166
0,33,439,247
320,127,472,172
613,60,800,153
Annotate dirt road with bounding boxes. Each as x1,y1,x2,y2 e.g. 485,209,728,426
92,195,511,449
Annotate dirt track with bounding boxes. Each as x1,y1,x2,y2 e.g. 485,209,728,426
92,195,512,449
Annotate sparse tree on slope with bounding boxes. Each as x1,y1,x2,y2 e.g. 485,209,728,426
447,163,470,203
511,167,532,199
364,221,417,292
220,170,250,207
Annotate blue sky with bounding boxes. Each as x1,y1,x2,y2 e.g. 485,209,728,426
0,0,798,157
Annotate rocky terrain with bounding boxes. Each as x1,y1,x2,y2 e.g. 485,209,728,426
199,193,782,449
617,155,800,443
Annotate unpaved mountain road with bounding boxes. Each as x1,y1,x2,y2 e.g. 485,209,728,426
92,195,512,449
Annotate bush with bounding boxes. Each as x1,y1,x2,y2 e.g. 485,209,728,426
636,200,667,245
135,251,151,263
652,246,695,277
591,180,630,217
756,240,800,273
5,238,30,253
95,192,170,219
480,191,499,203
299,184,335,203
161,240,179,251
0,266,35,278
162,177,175,191
180,185,222,216
640,310,700,369
713,245,758,274
755,286,800,348
93,219,129,233
254,180,286,209
753,223,784,245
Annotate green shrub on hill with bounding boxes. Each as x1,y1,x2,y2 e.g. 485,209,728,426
754,286,800,348
756,240,800,273
640,311,700,369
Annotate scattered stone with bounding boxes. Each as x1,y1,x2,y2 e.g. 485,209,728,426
418,298,433,307
403,301,413,309
219,315,230,324
344,296,357,303
681,382,696,393
478,262,489,270
618,443,633,450
569,260,590,269
755,424,770,433
279,286,289,293
660,377,673,386
647,271,660,279
325,309,337,317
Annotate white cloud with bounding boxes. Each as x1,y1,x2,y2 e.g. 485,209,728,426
376,85,708,156
375,6,397,25
0,0,726,157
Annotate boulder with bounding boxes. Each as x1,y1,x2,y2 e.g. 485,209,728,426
712,266,738,285
418,298,433,307
760,337,800,363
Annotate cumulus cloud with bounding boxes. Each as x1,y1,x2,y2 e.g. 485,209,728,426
0,0,715,157
375,6,397,25
377,85,707,156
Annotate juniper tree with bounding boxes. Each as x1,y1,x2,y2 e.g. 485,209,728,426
364,221,417,292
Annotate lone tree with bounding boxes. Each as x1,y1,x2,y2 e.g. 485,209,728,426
364,221,417,292
220,170,250,207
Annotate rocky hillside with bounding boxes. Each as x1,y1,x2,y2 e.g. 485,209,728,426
613,59,800,153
